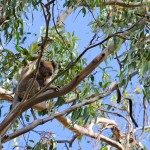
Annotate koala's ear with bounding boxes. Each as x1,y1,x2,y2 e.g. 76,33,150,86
51,61,57,70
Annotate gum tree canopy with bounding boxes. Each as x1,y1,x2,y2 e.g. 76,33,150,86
0,0,150,150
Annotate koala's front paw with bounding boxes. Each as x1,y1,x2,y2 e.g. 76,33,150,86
55,86,60,91
49,85,60,91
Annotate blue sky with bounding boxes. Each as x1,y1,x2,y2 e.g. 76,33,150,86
2,6,98,150
1,4,149,150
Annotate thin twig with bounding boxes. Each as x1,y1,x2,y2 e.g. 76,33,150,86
22,2,51,101
137,98,147,141
52,2,68,49
115,52,123,70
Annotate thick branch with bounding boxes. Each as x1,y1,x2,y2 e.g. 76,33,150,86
1,5,149,149
2,81,124,149
1,13,149,137
0,87,13,102
0,87,47,111
56,6,76,26
47,0,144,8
2,116,123,149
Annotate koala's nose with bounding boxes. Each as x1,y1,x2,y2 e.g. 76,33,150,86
48,71,52,76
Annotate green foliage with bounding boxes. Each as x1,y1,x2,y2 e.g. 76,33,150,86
55,97,65,107
88,3,150,100
100,146,111,150
1,0,150,149
38,109,47,116
0,0,41,43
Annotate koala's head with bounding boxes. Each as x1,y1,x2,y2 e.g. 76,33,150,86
39,60,57,78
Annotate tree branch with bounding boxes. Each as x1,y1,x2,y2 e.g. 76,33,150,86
2,81,118,142
2,82,124,149
46,0,144,8
100,0,144,7
1,13,149,139
0,87,13,102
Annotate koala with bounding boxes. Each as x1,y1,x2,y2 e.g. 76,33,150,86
15,60,58,101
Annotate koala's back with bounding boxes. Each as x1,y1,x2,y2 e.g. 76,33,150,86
15,60,57,100
17,73,40,99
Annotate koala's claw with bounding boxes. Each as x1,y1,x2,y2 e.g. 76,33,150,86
55,86,60,91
